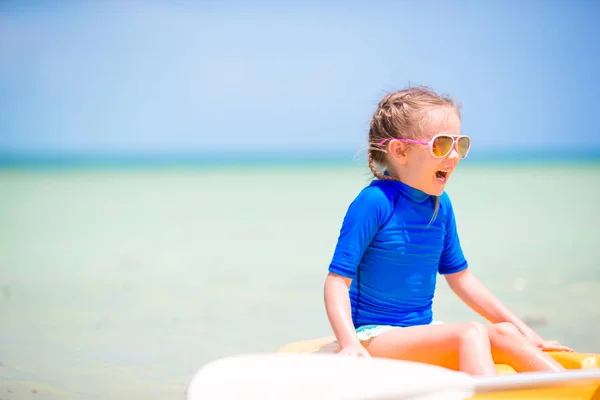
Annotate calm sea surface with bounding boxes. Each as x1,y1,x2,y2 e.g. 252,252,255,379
1,163,598,399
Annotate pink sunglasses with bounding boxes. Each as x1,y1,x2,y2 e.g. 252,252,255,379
378,134,471,159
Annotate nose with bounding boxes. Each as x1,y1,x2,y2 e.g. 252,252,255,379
446,146,461,163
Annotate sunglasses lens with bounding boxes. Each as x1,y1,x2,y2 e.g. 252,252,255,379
432,136,454,157
457,136,471,158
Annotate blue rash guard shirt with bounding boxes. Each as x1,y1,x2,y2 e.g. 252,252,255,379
328,178,468,328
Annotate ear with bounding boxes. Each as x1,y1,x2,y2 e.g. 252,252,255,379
388,140,409,165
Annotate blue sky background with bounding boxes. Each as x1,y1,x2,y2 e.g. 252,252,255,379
0,0,599,162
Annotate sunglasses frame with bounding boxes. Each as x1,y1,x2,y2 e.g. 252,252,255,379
377,134,471,159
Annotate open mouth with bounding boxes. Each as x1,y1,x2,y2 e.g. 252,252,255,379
435,170,449,182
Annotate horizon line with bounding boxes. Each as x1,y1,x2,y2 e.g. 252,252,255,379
0,149,599,168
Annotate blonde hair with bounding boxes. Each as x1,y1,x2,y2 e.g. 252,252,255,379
366,85,462,224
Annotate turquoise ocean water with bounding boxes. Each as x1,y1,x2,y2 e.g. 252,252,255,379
0,162,599,399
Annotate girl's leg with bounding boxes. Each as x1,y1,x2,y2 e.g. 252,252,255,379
362,321,497,376
486,323,566,372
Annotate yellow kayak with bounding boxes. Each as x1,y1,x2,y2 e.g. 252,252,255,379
279,337,600,399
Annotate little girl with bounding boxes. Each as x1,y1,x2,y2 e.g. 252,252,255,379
323,86,572,376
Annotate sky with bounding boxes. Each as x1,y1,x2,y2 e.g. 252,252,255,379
0,0,599,160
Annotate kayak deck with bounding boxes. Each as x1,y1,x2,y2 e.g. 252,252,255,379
279,336,600,399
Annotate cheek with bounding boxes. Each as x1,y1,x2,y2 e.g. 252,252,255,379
409,153,437,176
410,147,430,162
413,149,436,165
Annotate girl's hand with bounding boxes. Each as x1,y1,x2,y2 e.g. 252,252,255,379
521,329,573,352
338,343,371,358
536,339,573,352
527,336,573,352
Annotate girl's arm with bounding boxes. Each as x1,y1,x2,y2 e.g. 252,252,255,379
444,269,536,335
444,269,572,351
323,272,362,349
324,185,391,356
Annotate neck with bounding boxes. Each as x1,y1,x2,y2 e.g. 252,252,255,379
381,168,432,204
383,164,406,182
383,165,424,194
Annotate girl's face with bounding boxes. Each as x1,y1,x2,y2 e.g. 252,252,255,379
388,109,467,196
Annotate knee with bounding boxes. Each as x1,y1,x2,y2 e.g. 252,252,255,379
459,321,489,344
490,322,522,338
